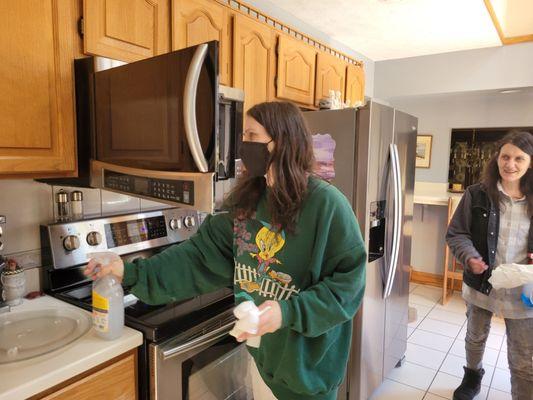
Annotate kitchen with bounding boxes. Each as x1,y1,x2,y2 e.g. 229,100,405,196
1,0,532,400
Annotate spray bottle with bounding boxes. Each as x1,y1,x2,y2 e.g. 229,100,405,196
87,252,124,340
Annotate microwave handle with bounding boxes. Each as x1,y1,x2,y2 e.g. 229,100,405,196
184,43,209,173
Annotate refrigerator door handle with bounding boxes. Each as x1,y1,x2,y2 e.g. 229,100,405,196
384,144,402,299
183,43,209,173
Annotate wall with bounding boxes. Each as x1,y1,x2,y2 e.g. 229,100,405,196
390,88,533,183
245,0,375,97
374,42,533,99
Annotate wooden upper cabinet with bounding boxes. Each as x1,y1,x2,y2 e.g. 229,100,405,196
345,63,365,106
83,0,170,62
276,35,316,106
0,0,80,177
172,0,230,85
315,52,347,107
233,14,276,112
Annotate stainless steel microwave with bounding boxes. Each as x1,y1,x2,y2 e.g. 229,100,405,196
40,41,243,213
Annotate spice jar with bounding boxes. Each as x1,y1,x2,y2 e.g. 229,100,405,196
70,190,84,220
56,190,70,222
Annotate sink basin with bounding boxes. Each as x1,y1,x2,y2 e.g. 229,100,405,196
0,307,91,364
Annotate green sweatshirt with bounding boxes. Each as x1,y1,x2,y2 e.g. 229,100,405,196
123,177,366,400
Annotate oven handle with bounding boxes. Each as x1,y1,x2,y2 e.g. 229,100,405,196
161,320,235,361
184,43,209,173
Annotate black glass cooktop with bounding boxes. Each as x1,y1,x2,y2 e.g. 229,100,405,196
53,284,234,342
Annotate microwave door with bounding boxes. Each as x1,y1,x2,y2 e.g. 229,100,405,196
94,42,218,173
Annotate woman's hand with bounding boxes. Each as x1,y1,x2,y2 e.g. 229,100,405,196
237,300,282,341
467,257,488,275
83,258,124,282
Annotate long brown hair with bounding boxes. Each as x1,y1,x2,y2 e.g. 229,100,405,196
224,101,315,233
481,130,533,216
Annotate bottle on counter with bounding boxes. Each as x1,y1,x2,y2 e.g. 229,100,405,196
92,270,124,340
70,190,84,220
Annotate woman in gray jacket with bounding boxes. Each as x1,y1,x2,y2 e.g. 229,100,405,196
446,130,532,400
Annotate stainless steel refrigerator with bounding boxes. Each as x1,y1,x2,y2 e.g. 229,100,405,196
304,101,417,400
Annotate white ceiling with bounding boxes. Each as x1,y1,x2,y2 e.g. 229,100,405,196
267,0,502,61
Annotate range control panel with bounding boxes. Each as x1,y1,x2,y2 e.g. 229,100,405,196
42,208,199,269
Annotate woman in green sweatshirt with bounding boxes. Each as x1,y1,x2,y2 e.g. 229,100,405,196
85,101,366,400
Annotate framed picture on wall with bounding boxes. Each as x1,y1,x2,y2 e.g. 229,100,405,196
416,135,433,168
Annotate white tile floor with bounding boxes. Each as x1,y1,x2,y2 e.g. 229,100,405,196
370,283,512,400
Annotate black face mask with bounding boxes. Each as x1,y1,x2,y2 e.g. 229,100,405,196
239,141,272,178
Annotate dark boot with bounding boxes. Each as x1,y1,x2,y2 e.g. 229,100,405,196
453,366,485,400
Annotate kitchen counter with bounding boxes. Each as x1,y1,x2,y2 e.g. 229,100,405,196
0,295,143,400
413,181,463,206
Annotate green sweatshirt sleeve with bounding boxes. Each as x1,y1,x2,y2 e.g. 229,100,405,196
122,212,234,305
278,189,366,338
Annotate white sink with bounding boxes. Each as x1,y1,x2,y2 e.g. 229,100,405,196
0,307,91,364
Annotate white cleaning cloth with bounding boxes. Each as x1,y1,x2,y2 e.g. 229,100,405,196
488,263,533,289
229,301,269,348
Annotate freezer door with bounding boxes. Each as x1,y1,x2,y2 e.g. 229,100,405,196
383,110,417,378
349,101,395,400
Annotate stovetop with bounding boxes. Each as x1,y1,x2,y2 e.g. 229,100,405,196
51,284,234,342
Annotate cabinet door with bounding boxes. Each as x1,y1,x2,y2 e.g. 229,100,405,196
40,352,137,399
345,64,365,106
276,35,316,106
172,0,230,85
84,0,170,62
315,52,347,107
233,14,276,112
0,0,79,177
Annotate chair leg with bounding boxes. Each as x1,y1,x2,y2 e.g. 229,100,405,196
442,247,450,305
450,259,457,296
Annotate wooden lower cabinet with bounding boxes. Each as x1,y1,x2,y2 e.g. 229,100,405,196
32,350,137,400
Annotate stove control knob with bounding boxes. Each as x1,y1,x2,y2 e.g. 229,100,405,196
86,231,102,246
169,218,182,231
63,235,80,252
183,216,196,229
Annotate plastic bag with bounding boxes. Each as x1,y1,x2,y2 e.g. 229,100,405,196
488,263,533,289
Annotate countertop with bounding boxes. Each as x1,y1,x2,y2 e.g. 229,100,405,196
0,295,143,400
413,182,463,206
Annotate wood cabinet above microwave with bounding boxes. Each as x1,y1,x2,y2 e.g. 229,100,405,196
83,0,170,62
172,0,231,86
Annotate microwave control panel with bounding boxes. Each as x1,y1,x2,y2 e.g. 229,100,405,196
103,170,195,205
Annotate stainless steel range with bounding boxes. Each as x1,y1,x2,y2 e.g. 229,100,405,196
41,208,250,400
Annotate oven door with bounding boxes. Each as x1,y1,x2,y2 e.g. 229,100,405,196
150,310,252,400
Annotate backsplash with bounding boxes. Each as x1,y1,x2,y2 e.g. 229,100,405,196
0,179,169,267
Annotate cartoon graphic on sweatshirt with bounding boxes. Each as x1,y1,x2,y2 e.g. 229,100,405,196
234,220,300,300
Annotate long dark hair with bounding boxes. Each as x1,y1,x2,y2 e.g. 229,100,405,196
481,130,533,216
224,101,315,233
